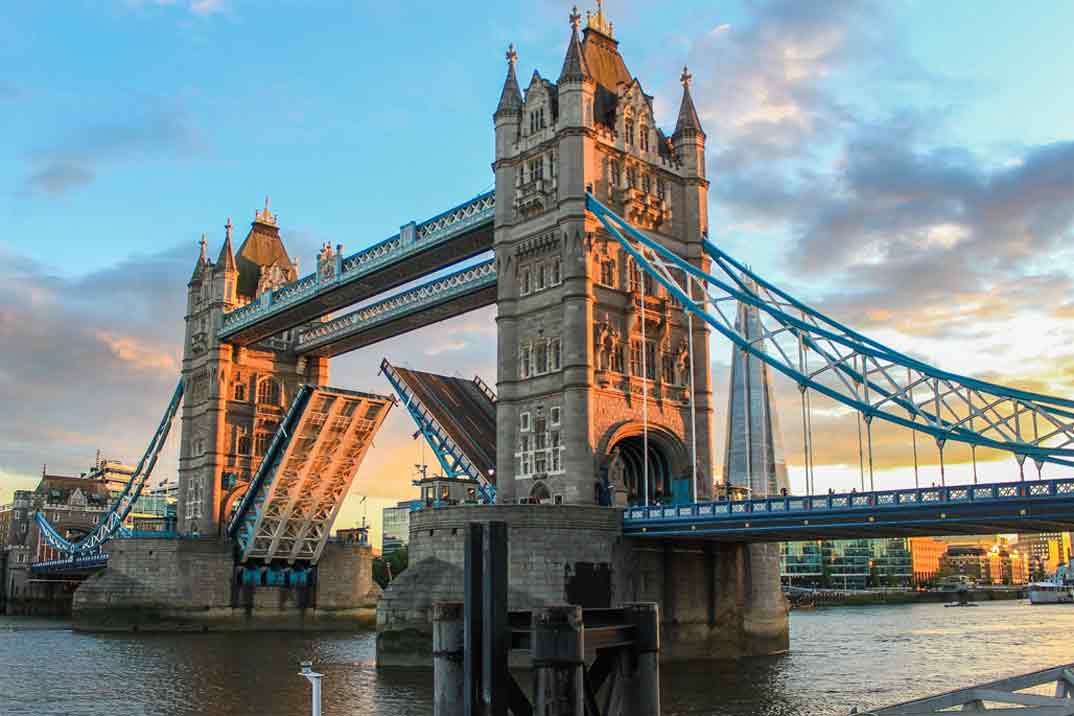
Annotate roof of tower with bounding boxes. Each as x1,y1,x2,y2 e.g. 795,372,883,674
235,199,294,298
559,7,592,83
189,235,210,284
495,44,524,116
581,28,631,91
215,219,237,273
673,66,705,139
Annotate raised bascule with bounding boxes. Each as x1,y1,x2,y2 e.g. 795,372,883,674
32,4,1074,657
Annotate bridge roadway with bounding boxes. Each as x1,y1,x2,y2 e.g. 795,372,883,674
218,191,494,346
622,477,1074,542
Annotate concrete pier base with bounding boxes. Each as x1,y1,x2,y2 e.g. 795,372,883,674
376,504,788,666
72,537,380,631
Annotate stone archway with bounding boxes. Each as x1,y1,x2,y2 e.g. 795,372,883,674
601,422,689,505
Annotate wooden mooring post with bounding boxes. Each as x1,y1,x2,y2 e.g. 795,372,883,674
433,521,661,716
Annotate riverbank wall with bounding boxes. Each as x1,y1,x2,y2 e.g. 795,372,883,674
376,504,789,666
788,588,1026,608
71,537,379,631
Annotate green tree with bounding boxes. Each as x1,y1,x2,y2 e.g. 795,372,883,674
373,546,409,589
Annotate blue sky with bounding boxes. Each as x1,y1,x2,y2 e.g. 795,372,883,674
3,1,1074,546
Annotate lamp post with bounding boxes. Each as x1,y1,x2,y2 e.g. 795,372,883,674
299,661,323,716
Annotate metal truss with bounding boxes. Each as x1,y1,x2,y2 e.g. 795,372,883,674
587,192,1074,470
228,386,393,565
380,359,496,503
36,380,184,556
220,191,495,337
295,259,496,353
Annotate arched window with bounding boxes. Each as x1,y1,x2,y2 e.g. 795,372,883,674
257,379,280,405
233,375,246,402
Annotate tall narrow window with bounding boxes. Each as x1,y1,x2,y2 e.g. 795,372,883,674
537,264,547,290
233,379,246,401
627,166,637,189
645,341,657,380
520,268,531,295
630,341,642,377
625,119,635,146
550,338,562,371
520,345,531,379
611,345,623,373
642,173,651,194
551,259,561,285
662,354,675,384
627,258,640,293
611,161,621,187
257,379,280,405
600,260,615,287
535,341,548,374
640,125,649,151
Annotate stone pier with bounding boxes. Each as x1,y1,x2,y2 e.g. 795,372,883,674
376,504,788,666
72,537,379,631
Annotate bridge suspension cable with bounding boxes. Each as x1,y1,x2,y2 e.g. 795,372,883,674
586,191,1074,480
36,379,184,556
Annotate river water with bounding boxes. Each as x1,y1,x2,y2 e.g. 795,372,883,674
2,601,1071,716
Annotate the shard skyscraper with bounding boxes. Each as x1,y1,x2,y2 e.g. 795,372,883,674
722,297,790,498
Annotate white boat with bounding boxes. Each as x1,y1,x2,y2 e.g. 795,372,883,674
1028,581,1074,605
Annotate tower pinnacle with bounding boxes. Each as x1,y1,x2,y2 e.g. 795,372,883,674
586,0,614,37
199,234,207,262
495,43,524,117
559,5,592,83
254,196,278,227
673,65,705,139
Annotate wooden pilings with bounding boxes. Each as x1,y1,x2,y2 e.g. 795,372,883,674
432,521,662,715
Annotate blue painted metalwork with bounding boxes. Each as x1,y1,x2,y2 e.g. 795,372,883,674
623,477,1074,541
294,259,496,353
219,191,495,338
30,553,109,573
380,358,496,503
586,192,1074,469
35,380,184,557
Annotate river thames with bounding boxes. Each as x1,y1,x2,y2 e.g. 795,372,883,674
3,601,1072,715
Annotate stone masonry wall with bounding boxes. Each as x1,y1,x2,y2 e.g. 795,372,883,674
376,504,788,665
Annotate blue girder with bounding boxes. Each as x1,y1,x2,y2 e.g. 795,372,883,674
379,358,495,503
586,192,1074,469
35,379,184,557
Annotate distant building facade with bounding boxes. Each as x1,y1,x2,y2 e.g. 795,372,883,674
909,537,947,586
939,543,1029,586
1017,532,1072,580
382,500,422,557
781,538,913,589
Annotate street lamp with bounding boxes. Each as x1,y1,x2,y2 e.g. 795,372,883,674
299,661,323,716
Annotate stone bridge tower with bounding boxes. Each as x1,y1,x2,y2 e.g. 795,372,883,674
493,6,715,505
179,202,328,536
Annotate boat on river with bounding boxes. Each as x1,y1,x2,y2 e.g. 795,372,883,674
1028,564,1074,605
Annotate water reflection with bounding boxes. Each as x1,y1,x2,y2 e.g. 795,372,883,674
3,602,1073,716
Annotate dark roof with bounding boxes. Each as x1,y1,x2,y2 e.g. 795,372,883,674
216,232,237,274
391,366,497,483
582,28,631,91
674,83,705,139
235,220,294,298
559,25,591,83
35,475,111,503
496,58,523,116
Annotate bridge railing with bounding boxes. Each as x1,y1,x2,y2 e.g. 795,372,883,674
219,191,495,337
623,477,1074,523
295,259,496,352
30,553,109,573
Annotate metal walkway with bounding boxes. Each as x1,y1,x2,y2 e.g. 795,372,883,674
623,477,1074,542
227,385,393,564
219,191,494,345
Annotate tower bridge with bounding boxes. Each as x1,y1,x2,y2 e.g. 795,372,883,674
29,3,1074,656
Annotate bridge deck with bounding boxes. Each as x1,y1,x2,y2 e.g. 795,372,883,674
623,478,1074,542
391,364,497,481
228,385,393,564
219,192,494,345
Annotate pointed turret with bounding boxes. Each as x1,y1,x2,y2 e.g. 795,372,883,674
559,7,592,84
673,66,705,139
495,44,523,118
189,234,210,285
215,218,237,274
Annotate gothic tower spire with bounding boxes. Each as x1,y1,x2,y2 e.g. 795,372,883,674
673,66,705,139
495,44,524,117
559,6,592,84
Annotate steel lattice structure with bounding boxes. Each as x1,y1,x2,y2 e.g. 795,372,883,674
35,380,184,556
227,385,393,565
380,358,497,503
587,192,1074,471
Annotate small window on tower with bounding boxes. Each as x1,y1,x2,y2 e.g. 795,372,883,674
233,380,246,402
551,259,561,285
520,268,531,295
520,412,531,432
537,264,547,291
550,406,561,426
550,338,561,371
